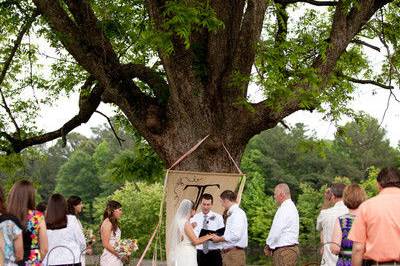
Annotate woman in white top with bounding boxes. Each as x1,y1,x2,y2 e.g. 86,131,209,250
100,200,125,266
43,194,86,266
168,199,215,266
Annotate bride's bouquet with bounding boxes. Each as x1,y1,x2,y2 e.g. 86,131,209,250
114,239,139,259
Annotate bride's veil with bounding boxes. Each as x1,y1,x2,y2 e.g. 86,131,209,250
168,199,193,265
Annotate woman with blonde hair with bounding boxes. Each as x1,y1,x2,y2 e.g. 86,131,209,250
330,184,367,265
7,180,48,265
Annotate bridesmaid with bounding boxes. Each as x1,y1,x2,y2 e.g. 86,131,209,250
100,200,125,266
7,180,48,266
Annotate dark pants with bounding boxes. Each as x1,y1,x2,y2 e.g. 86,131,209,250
197,249,223,266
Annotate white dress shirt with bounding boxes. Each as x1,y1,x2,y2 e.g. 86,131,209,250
43,215,86,265
191,210,225,250
266,199,299,249
222,204,248,249
316,201,348,266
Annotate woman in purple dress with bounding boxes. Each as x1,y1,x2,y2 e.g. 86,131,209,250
330,184,367,266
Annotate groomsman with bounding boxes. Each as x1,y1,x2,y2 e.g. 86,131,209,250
212,190,248,266
264,183,299,266
191,194,225,266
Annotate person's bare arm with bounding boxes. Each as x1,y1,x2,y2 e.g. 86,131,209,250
38,219,48,259
330,219,342,255
351,242,365,266
101,220,120,257
13,233,23,261
184,222,214,245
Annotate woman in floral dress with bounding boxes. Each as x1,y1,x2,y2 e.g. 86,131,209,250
7,180,48,265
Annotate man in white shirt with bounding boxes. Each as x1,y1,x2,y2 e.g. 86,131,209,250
191,193,225,266
316,183,348,266
212,190,248,266
264,183,299,266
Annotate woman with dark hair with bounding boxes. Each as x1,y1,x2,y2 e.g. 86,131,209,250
0,185,23,265
7,180,48,265
100,200,124,266
67,196,83,217
43,194,86,266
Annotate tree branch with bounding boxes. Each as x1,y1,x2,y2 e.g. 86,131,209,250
230,0,267,97
0,10,39,137
274,0,338,6
120,63,169,102
94,111,125,147
0,78,103,153
344,75,394,90
351,39,381,52
33,0,119,89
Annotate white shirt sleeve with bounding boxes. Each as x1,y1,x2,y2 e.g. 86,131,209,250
69,216,86,252
216,214,225,229
223,211,244,243
316,211,324,231
266,208,285,246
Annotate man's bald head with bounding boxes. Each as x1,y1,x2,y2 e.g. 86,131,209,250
274,183,291,205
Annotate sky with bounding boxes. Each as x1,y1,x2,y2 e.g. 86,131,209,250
36,81,400,147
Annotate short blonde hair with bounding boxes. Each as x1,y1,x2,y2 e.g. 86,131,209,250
343,184,367,210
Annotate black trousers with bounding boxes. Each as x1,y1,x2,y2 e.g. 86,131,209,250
197,249,223,266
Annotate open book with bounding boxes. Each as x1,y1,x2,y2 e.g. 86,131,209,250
199,227,225,237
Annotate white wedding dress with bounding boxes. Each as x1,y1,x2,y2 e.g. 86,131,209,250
169,199,198,266
173,221,197,266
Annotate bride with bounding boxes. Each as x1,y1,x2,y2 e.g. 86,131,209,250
168,199,215,266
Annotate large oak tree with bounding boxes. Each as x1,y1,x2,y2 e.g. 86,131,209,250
0,0,399,172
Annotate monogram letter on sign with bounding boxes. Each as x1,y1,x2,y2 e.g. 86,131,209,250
165,170,245,252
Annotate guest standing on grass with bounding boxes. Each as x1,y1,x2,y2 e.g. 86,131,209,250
330,184,367,266
7,180,48,266
264,183,299,266
349,167,400,266
42,194,86,266
0,185,23,266
317,183,348,266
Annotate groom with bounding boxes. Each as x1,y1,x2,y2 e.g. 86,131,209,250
211,190,248,266
191,193,225,266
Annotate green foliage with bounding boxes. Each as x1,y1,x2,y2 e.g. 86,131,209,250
162,0,224,49
93,182,164,258
360,166,380,197
297,183,323,247
242,172,276,245
55,149,102,221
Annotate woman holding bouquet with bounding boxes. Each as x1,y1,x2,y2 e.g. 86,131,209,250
100,200,125,266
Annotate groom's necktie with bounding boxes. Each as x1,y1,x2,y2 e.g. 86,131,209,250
202,215,209,254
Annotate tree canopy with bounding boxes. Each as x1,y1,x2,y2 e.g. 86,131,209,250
1,0,399,171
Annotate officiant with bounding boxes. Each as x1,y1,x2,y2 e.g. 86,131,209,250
191,193,225,266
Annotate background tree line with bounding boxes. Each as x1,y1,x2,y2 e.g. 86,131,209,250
0,113,398,262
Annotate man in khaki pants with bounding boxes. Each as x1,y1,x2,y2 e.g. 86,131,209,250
211,190,248,266
264,183,299,266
